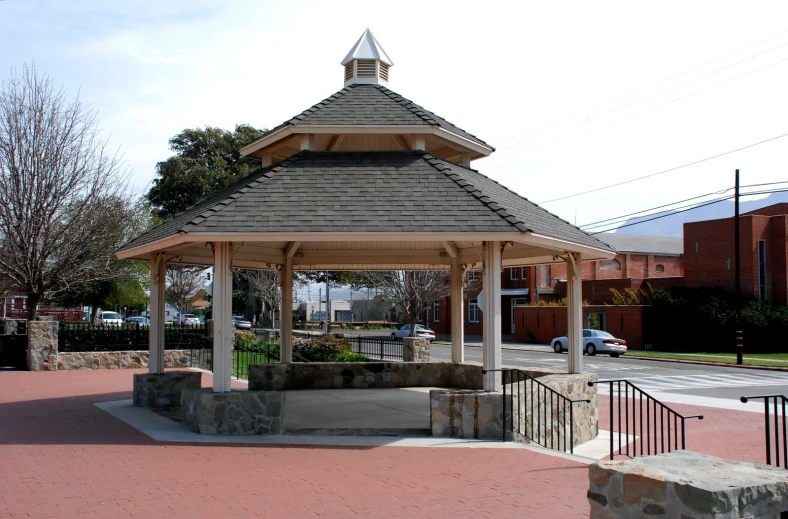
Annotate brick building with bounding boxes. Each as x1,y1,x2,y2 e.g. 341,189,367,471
684,204,788,305
427,232,682,337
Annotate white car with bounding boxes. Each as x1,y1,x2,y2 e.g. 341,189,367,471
390,324,435,341
94,311,122,327
233,316,252,329
551,329,627,357
123,316,149,327
179,313,200,326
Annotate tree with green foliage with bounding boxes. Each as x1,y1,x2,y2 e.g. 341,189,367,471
146,125,265,219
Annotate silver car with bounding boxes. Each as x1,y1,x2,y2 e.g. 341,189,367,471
390,324,435,341
552,329,627,357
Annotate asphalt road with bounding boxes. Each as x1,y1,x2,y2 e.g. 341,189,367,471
426,342,788,402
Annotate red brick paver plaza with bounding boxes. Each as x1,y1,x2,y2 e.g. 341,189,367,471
1,370,590,518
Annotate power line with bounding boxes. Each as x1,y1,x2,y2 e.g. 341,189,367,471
488,56,788,164
537,131,788,204
588,187,788,234
489,29,788,148
580,181,788,230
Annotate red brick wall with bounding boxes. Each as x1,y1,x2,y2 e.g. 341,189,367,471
514,305,646,349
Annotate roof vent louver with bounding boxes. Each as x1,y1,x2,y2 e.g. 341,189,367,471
341,29,393,87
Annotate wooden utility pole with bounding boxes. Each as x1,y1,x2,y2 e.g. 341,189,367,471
735,169,743,365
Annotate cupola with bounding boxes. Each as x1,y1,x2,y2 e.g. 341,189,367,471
341,29,393,87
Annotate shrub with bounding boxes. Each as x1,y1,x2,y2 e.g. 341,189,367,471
293,335,352,362
331,351,370,362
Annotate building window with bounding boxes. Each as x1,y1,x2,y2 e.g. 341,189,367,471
655,264,665,273
759,239,767,302
468,298,479,323
433,300,439,322
466,270,481,282
600,259,622,271
509,267,519,280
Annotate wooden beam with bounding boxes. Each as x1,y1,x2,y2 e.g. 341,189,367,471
442,241,459,259
325,135,339,151
395,135,410,150
284,241,301,259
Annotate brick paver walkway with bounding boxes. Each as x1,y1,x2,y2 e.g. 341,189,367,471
0,370,591,518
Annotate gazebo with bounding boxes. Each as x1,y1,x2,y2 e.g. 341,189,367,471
117,29,615,404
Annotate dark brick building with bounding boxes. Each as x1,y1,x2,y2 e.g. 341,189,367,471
684,204,788,305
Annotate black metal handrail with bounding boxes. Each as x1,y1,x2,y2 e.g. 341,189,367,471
484,368,590,453
741,394,788,468
590,379,704,460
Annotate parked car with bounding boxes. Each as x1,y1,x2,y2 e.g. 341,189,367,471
551,329,627,357
123,316,149,327
233,316,252,329
94,311,123,327
390,324,435,341
179,313,200,326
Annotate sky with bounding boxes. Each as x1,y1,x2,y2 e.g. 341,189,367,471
2,0,788,242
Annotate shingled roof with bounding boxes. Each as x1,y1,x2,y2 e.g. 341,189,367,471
244,84,492,150
118,151,612,254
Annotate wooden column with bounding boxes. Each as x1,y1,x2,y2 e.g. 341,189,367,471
451,258,464,363
482,241,502,391
149,252,167,374
280,259,293,363
566,252,583,374
212,242,233,392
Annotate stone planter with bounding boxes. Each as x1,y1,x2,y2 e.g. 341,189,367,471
181,388,285,435
133,371,202,409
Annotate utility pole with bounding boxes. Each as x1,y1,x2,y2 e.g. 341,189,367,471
735,169,743,365
325,272,331,333
318,288,322,326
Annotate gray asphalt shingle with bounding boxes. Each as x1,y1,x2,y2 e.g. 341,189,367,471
118,151,613,254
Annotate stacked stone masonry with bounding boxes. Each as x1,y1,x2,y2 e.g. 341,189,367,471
181,388,285,435
403,337,430,362
133,371,202,409
429,372,597,447
589,451,788,518
248,361,483,391
27,320,58,371
55,349,208,370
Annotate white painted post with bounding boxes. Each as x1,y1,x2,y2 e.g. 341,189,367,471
461,152,472,168
451,258,464,363
566,252,583,374
412,137,426,151
300,134,314,151
212,242,233,392
280,259,293,363
261,151,273,167
149,252,167,374
482,241,502,391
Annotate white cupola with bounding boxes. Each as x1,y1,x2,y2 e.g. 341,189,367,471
341,29,393,87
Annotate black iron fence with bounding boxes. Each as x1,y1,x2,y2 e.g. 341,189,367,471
233,335,279,380
58,322,210,352
740,394,788,468
485,368,590,453
347,336,403,360
0,333,27,370
590,379,704,460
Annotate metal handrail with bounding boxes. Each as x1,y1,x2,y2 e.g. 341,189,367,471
741,394,788,468
484,368,590,453
590,379,703,460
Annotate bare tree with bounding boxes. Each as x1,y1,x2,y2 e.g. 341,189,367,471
166,267,207,318
244,269,280,327
359,271,453,337
0,64,133,320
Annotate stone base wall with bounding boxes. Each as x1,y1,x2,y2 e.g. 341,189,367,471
430,372,597,447
430,389,506,440
181,388,285,435
55,350,209,370
133,371,202,409
248,362,484,391
589,451,788,518
27,320,58,371
0,318,23,335
403,337,430,362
